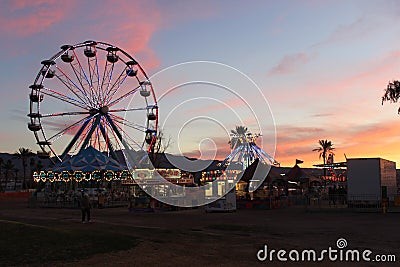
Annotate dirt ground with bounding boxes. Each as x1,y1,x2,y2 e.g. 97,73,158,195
0,199,399,267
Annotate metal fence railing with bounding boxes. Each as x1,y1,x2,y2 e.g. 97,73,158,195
298,193,395,212
28,192,128,209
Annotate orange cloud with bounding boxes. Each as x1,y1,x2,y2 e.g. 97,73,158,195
273,119,400,168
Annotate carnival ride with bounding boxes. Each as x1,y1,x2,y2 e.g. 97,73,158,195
218,130,278,193
28,40,158,165
221,131,278,170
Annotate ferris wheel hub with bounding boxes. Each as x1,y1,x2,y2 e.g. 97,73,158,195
99,106,109,115
89,106,109,116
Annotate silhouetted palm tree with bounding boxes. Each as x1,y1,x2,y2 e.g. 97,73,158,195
313,140,335,179
229,126,249,149
14,148,34,189
28,158,36,188
3,160,15,191
35,160,44,172
0,157,4,191
13,168,19,190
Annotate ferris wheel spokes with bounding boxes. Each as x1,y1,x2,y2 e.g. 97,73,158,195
106,85,142,107
108,113,148,132
55,64,95,107
106,117,146,151
39,86,89,110
40,111,91,118
66,54,94,103
103,68,130,105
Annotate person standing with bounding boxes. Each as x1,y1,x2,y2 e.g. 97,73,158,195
81,193,92,223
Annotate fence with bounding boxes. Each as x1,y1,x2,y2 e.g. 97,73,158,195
297,193,398,212
28,192,128,209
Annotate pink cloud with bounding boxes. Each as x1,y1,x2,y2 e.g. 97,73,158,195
187,97,246,114
75,0,163,70
0,0,73,37
304,49,400,102
182,136,233,161
315,16,378,47
268,52,312,75
269,49,400,112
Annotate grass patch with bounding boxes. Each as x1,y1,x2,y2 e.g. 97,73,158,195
205,224,254,232
0,221,139,266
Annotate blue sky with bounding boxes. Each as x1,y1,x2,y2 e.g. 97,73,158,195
2,0,400,167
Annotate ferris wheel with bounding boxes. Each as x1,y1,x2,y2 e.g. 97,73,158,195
28,40,158,163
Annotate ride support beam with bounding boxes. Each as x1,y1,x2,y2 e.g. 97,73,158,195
98,121,118,160
60,116,92,160
105,114,129,149
80,115,101,152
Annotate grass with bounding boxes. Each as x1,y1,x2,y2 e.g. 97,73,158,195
205,224,254,232
0,221,139,266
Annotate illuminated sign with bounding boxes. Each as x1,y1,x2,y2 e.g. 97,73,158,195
155,169,181,179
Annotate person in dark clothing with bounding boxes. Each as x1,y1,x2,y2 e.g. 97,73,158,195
81,194,92,223
338,186,347,205
328,186,337,206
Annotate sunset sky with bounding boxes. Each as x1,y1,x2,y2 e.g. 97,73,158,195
2,0,400,168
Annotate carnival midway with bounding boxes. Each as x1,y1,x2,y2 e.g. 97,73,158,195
1,40,398,214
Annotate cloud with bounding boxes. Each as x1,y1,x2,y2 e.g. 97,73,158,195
186,97,246,114
311,113,334,117
274,125,326,163
0,1,163,68
268,52,313,75
0,0,73,37
175,136,231,161
273,118,400,167
315,16,378,47
177,119,400,168
272,48,400,117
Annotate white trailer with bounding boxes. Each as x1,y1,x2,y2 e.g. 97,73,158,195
205,188,236,212
347,158,397,203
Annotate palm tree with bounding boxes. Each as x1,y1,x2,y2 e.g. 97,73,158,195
3,160,15,191
35,160,44,172
313,140,335,179
13,168,19,190
29,158,36,189
229,126,249,149
14,148,34,189
0,157,4,191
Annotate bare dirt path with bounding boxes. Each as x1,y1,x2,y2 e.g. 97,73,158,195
0,200,399,266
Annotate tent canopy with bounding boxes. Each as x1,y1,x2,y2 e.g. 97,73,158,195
52,146,126,172
286,164,319,182
239,159,278,183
